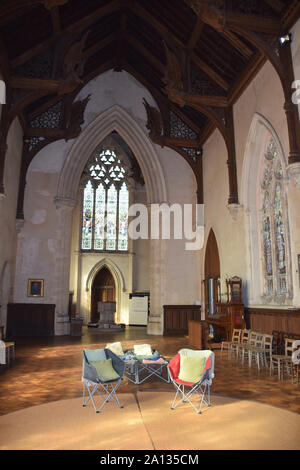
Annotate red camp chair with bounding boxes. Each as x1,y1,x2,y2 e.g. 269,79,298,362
168,349,215,414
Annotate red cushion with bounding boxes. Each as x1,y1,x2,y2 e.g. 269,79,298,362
168,354,181,380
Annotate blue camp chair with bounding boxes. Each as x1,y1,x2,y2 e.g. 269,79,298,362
82,348,125,413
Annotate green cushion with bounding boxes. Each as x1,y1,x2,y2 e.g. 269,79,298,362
106,342,124,356
91,358,120,382
178,355,206,383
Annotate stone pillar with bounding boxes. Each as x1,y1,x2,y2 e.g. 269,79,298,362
147,203,167,335
287,174,300,306
53,197,76,335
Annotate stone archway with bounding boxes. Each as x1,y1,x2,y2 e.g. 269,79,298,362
86,259,125,324
55,104,167,206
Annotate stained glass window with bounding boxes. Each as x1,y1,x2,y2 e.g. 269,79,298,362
260,139,289,299
81,148,130,252
82,180,94,250
106,184,117,250
94,183,106,250
118,182,129,251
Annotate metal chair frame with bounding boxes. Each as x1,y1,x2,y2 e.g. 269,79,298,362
169,372,212,414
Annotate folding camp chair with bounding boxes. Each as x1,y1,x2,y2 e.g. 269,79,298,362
82,348,125,413
168,349,215,414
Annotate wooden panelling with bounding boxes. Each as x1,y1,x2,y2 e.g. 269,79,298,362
163,305,201,335
207,302,245,342
188,320,205,349
245,307,300,335
6,303,55,338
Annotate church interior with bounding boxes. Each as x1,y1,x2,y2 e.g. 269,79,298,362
0,0,300,452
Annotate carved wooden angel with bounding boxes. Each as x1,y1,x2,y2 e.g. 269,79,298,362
163,41,184,91
58,31,89,94
143,98,163,139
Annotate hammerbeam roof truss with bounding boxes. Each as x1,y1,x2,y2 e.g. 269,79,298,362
0,0,300,211
1,0,298,138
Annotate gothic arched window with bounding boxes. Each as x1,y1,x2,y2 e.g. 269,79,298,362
260,138,290,299
81,148,129,252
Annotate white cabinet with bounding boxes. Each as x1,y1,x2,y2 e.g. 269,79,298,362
129,294,149,325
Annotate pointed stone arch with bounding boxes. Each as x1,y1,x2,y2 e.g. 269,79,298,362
55,104,168,206
241,112,293,305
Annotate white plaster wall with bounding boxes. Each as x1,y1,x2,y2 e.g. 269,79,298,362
0,118,23,329
156,145,199,305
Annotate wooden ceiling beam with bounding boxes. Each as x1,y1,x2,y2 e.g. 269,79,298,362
11,76,63,91
224,11,282,35
132,3,229,91
127,36,164,73
262,0,284,14
82,33,116,60
219,30,253,59
191,54,229,91
11,0,120,68
187,17,204,53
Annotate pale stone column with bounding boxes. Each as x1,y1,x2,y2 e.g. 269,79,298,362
53,197,76,335
287,166,300,306
147,203,167,335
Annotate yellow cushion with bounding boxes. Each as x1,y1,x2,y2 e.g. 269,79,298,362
133,344,152,356
106,342,124,356
178,355,206,383
91,358,120,382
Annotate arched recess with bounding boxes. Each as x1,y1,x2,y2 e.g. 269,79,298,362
90,267,115,323
241,112,293,305
204,228,221,279
55,104,168,206
204,228,221,316
86,258,126,323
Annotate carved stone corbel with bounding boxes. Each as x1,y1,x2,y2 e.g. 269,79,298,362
287,162,300,189
227,203,243,221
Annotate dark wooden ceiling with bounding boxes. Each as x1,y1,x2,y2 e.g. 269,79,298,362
0,0,299,146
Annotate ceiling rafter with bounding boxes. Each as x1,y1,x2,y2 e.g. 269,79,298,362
11,0,120,68
187,16,204,53
132,2,230,91
262,0,284,14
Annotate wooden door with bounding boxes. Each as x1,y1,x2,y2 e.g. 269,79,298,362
204,229,220,316
91,267,115,323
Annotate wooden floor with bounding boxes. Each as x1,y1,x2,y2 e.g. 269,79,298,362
0,326,299,416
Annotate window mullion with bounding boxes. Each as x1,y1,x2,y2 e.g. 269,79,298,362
92,182,96,250
116,185,120,251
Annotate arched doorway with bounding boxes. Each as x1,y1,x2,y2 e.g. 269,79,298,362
91,267,116,323
204,229,220,316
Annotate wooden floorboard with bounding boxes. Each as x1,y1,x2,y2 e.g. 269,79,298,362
0,326,299,416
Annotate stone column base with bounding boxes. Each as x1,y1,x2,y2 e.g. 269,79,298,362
55,315,70,335
147,316,163,335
